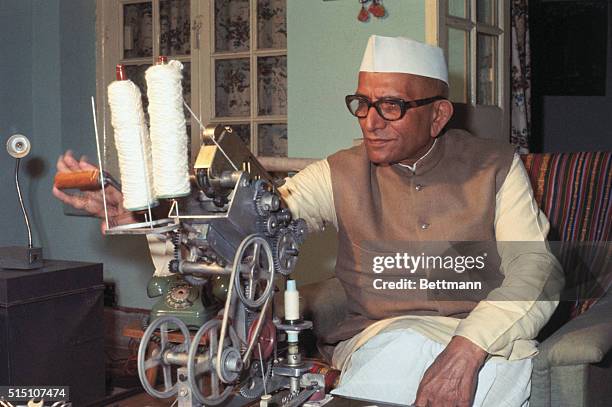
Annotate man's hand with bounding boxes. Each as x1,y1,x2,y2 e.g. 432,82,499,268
414,336,487,407
52,150,136,233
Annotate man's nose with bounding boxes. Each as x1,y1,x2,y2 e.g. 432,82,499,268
362,106,386,131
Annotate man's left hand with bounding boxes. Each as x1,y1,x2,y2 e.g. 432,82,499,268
414,335,487,407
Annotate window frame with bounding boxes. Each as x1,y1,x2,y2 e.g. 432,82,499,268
96,0,199,168
197,0,288,159
425,0,511,140
96,0,288,165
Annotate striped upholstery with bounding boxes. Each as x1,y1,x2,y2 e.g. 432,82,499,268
521,152,611,241
521,152,611,316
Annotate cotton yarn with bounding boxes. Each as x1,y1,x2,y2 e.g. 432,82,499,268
145,60,191,198
107,79,157,211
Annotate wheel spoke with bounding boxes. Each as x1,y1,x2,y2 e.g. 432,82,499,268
160,323,169,349
209,326,220,397
247,278,255,300
253,242,261,261
209,327,218,357
162,365,173,391
211,370,220,397
144,355,161,370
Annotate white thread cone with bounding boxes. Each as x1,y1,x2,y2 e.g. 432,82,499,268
107,79,157,211
145,60,191,199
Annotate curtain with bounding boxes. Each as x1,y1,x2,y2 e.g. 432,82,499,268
510,0,531,153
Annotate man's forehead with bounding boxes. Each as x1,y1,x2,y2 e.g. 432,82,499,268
356,72,432,97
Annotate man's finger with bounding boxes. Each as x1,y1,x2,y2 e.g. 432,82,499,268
53,186,82,207
54,186,95,210
106,187,124,205
413,389,430,407
78,155,99,171
79,160,98,171
56,154,71,173
63,150,81,171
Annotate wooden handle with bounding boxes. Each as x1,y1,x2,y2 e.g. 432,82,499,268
54,170,101,191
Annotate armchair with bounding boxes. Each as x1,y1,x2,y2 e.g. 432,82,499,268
299,151,612,407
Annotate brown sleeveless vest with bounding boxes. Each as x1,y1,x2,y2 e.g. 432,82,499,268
325,129,515,343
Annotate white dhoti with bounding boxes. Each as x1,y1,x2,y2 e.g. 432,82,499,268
330,317,533,407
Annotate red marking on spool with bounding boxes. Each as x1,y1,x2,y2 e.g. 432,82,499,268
116,64,127,81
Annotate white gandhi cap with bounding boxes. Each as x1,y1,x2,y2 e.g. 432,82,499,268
359,35,448,85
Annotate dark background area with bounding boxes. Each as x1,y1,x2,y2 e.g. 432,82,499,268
530,0,612,152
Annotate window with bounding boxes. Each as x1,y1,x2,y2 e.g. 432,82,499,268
426,0,510,140
96,0,287,175
443,0,503,106
197,0,288,158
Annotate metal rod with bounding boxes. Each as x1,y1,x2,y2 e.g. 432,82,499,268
179,260,231,276
91,96,110,231
258,343,268,396
14,158,32,248
256,156,318,173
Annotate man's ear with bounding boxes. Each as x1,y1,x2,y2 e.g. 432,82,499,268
430,99,454,138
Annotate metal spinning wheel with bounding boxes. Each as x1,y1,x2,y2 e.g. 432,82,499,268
137,316,192,399
187,319,242,405
233,234,275,308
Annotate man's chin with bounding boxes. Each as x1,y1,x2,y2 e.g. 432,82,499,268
364,144,400,165
366,153,393,166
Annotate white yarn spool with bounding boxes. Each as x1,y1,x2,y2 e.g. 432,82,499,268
107,79,157,211
284,280,300,321
145,60,191,198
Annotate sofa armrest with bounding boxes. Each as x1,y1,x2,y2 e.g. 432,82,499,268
536,290,612,367
300,277,347,340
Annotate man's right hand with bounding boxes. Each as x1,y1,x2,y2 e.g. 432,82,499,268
52,150,136,233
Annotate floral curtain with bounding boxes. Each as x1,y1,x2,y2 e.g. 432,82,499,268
510,0,531,153
213,0,287,157
160,0,191,56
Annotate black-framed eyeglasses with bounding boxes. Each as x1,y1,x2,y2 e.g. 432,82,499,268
345,94,446,121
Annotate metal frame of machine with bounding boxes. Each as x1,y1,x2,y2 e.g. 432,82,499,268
103,125,320,407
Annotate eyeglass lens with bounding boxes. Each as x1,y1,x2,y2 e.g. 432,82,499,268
347,97,403,121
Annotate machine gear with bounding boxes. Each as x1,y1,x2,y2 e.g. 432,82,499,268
289,218,308,244
257,213,280,237
254,180,280,217
238,360,273,399
273,229,300,275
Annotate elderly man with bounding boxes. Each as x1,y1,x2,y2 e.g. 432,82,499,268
275,36,562,406
54,36,561,406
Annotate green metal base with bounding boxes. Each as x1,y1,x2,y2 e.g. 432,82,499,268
147,275,172,298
